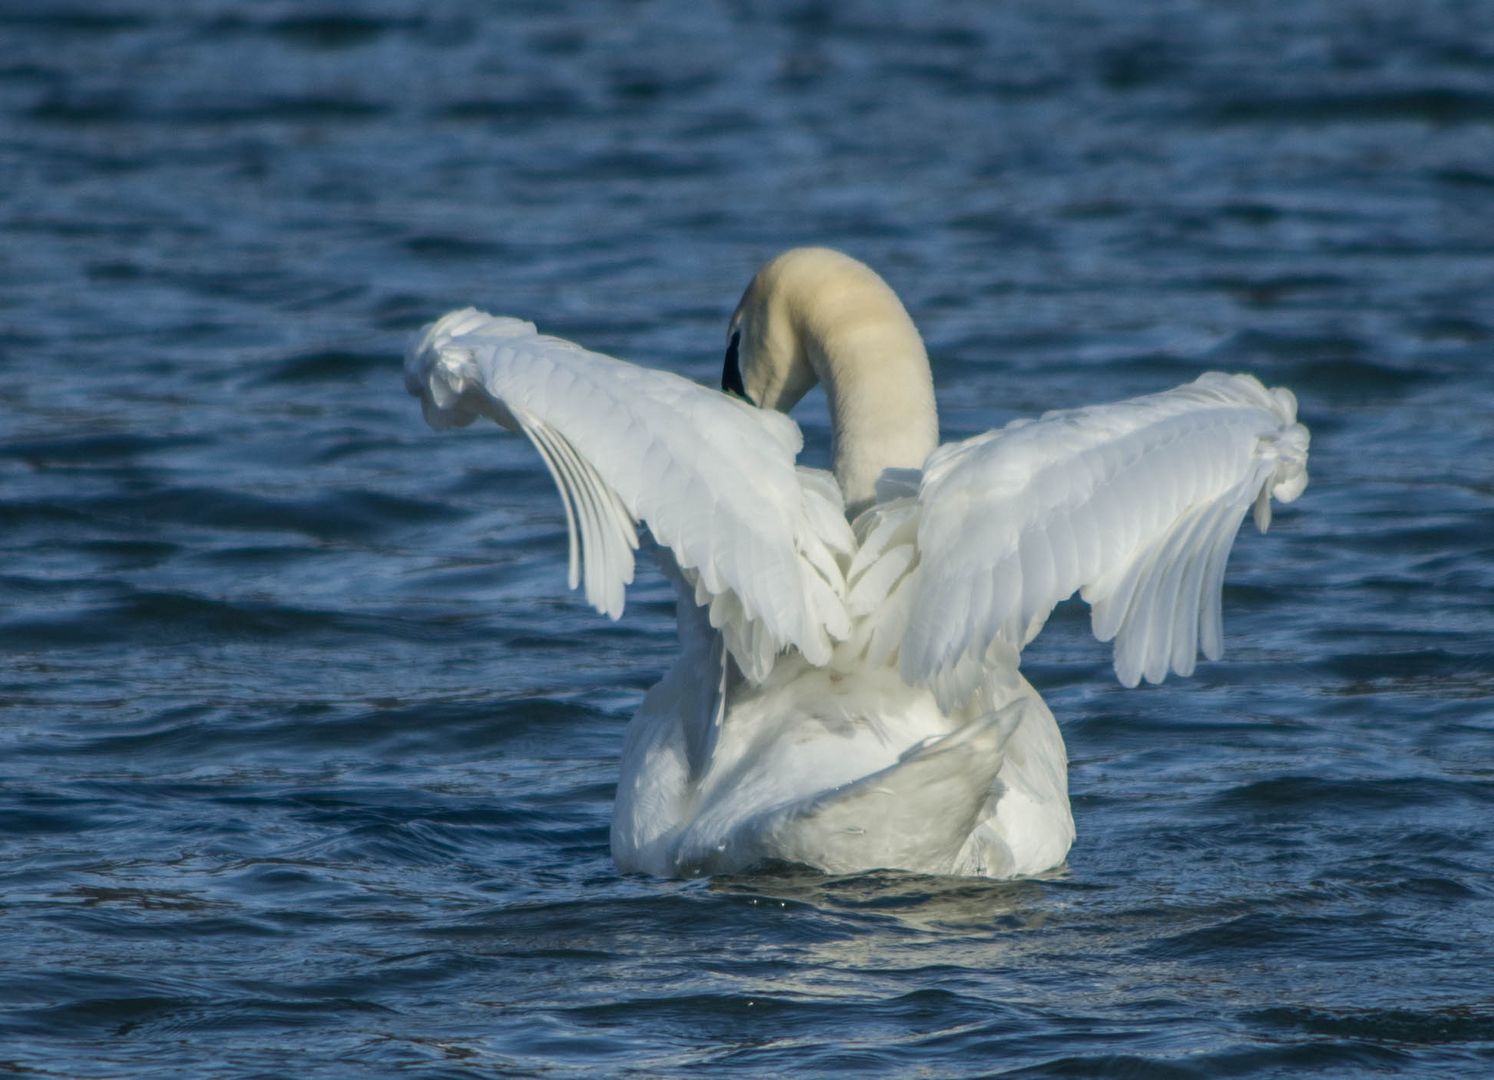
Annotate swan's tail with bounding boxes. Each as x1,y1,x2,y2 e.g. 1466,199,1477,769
750,698,1033,877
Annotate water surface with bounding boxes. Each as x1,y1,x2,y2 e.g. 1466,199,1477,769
3,1,1493,1075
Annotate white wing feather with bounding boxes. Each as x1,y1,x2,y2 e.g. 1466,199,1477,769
405,308,852,682
880,373,1308,709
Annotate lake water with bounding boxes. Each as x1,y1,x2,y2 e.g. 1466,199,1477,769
3,1,1493,1076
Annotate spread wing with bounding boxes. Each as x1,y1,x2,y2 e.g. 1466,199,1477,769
406,308,853,683
847,373,1310,710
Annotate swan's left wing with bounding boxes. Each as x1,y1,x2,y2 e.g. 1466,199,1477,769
406,309,853,684
854,373,1309,711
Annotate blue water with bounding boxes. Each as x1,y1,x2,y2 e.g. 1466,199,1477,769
3,1,1493,1075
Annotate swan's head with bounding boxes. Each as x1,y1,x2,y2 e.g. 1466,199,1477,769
722,247,926,413
721,247,939,512
722,248,822,411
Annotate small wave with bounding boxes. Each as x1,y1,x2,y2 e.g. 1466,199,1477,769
1249,1004,1494,1045
253,349,390,386
204,14,426,50
1209,774,1482,814
1204,87,1494,127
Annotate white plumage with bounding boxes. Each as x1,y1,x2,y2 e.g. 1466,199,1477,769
896,372,1309,707
409,307,852,684
406,247,1309,879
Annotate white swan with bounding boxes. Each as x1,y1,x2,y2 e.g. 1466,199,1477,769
406,247,1310,879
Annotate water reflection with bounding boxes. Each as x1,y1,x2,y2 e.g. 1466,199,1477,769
720,862,1054,918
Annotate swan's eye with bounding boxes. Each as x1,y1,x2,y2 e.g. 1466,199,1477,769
721,330,754,404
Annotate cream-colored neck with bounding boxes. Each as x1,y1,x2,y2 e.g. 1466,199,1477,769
732,248,939,516
805,304,938,515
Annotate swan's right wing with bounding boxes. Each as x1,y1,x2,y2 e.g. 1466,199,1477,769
851,374,1309,711
407,309,853,683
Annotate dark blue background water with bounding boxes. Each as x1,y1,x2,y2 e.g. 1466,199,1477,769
3,1,1492,1075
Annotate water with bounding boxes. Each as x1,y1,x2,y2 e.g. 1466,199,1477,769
3,1,1492,1075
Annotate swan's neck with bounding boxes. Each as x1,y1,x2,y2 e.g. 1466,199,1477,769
799,297,938,516
732,248,940,516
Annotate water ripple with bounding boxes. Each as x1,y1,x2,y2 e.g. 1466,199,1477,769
2,0,1491,1076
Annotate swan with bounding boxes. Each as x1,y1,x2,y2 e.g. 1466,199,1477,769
405,247,1310,879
